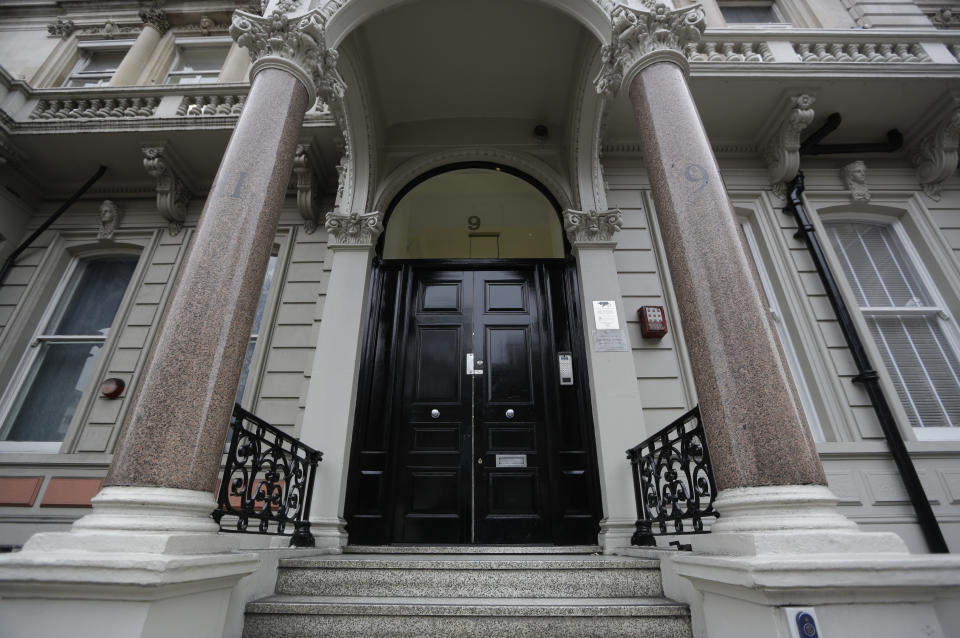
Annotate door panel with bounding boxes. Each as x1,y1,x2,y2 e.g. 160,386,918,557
345,261,602,546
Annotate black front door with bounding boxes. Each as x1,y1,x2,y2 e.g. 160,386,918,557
345,260,601,545
392,267,550,543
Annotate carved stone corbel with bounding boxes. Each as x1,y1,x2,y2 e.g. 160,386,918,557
142,144,192,235
912,100,960,201
563,209,623,247
762,94,816,197
47,18,76,38
594,3,706,98
97,200,122,240
229,8,345,111
324,210,383,249
293,143,321,233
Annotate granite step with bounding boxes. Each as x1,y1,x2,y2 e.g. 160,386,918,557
243,595,692,638
274,554,664,598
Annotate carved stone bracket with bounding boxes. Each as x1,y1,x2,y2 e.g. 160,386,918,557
762,93,816,197
293,143,321,233
912,100,960,201
142,144,192,236
933,7,959,28
595,3,705,98
563,209,623,248
139,8,171,35
229,8,345,110
47,18,76,38
324,210,383,249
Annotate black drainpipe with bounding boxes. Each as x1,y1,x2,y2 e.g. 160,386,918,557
0,165,106,287
784,172,949,553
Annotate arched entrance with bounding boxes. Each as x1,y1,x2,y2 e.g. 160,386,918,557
344,164,602,544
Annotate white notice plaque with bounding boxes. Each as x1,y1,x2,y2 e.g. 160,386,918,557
496,454,527,468
592,300,620,330
592,329,629,352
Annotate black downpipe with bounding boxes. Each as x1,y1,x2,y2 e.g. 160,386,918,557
0,165,107,287
799,113,903,156
784,172,949,554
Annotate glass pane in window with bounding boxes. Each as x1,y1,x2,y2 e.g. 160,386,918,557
235,253,278,404
721,5,780,22
172,46,228,73
52,257,138,336
3,342,102,441
867,315,960,428
828,223,931,308
82,49,127,73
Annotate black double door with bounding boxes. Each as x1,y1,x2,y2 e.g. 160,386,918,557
345,261,601,546
394,268,550,543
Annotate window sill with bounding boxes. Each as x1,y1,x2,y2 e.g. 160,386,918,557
0,441,63,454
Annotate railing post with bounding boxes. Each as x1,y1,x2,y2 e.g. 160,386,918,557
290,450,322,548
628,447,656,546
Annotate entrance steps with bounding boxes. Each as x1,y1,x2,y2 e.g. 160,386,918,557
242,550,693,637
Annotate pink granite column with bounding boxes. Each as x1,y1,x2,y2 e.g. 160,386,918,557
106,8,341,493
602,4,826,491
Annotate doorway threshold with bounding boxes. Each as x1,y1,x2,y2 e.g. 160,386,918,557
345,545,602,555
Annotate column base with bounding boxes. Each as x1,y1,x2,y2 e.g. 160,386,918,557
598,516,636,554
692,484,907,556
309,514,348,550
0,486,260,638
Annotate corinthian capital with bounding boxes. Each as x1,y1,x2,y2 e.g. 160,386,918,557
325,210,383,249
563,209,623,247
230,8,345,109
595,3,705,97
139,8,170,34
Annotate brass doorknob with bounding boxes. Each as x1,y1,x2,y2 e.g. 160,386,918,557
477,457,483,465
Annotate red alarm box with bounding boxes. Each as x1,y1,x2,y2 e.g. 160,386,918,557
638,305,668,338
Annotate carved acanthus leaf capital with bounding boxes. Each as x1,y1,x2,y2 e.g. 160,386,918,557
230,8,345,110
596,3,705,97
563,209,623,246
293,143,320,234
763,93,816,196
139,8,171,34
325,210,383,248
47,18,76,38
142,145,192,235
912,100,960,201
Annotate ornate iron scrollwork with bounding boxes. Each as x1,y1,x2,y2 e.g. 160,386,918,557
213,404,323,547
626,406,718,546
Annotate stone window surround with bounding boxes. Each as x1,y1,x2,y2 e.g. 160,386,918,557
61,39,135,87
810,196,960,442
0,235,148,455
700,0,841,29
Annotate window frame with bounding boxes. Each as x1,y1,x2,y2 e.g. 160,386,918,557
163,36,232,86
62,40,134,87
235,229,292,412
822,215,960,441
0,240,145,454
718,1,792,26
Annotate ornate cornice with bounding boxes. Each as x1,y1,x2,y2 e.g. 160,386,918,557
563,209,623,248
139,8,171,35
762,93,815,198
913,99,960,201
595,3,705,97
293,143,321,233
230,8,345,110
324,210,383,249
142,144,191,235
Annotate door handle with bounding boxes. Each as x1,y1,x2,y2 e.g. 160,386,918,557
505,409,515,419
431,409,440,419
477,457,483,465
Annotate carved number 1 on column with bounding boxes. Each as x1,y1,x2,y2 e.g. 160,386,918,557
216,171,247,198
684,164,708,193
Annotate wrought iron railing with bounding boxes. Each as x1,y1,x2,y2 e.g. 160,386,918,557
213,404,322,547
626,406,718,547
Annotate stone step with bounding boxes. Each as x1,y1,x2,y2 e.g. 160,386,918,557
274,554,664,598
243,595,692,638
345,545,603,554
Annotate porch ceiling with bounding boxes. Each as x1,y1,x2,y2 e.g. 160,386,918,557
347,0,592,144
